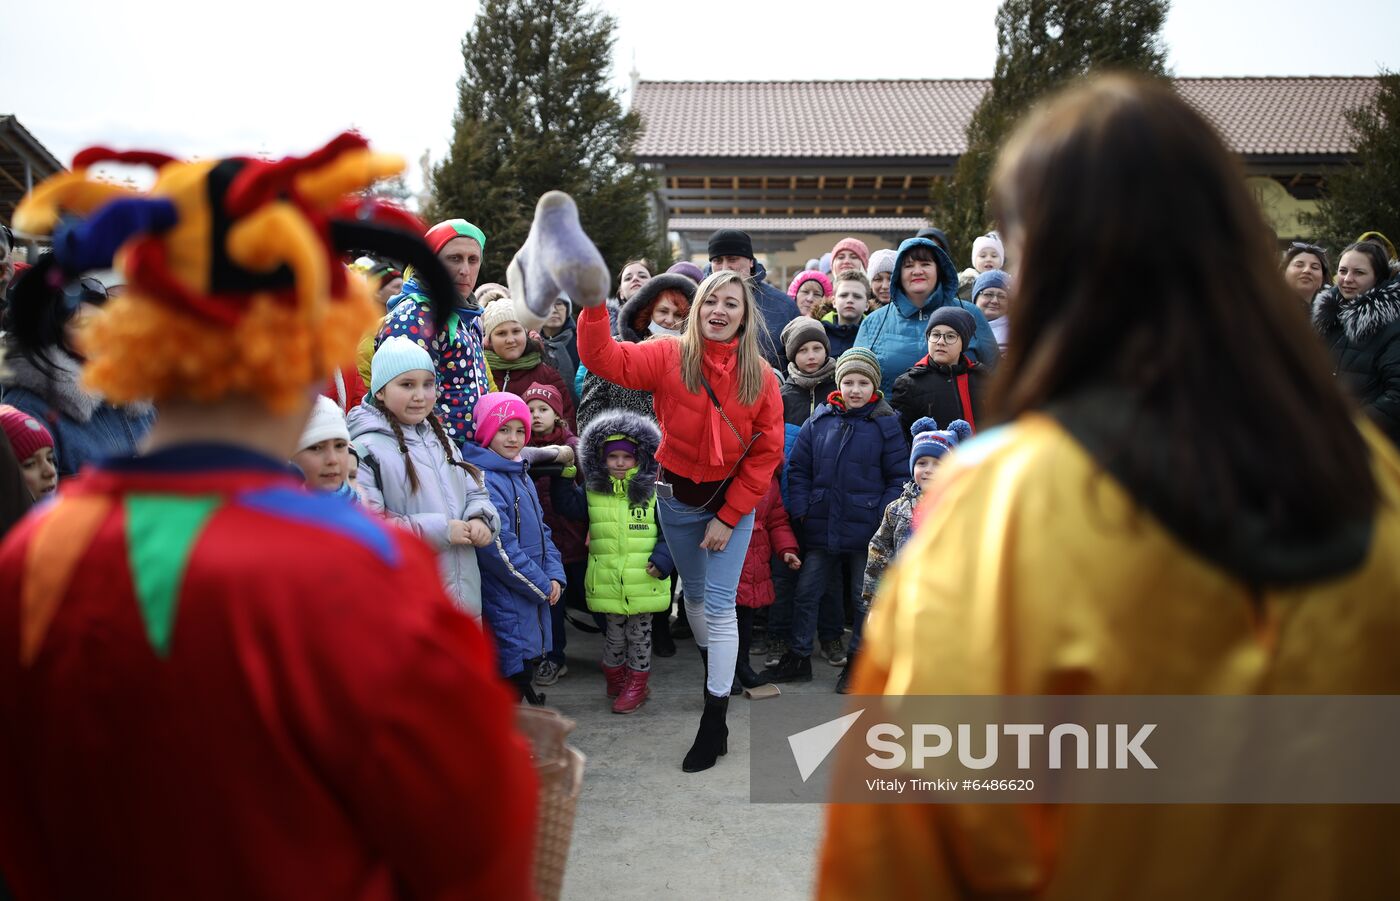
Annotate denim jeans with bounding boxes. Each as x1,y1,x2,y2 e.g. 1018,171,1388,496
657,495,755,697
790,548,866,657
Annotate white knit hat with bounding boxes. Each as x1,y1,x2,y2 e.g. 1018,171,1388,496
971,232,1005,267
370,335,435,396
481,298,520,340
867,248,897,277
299,395,350,450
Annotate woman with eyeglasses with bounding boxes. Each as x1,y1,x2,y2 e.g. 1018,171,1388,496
820,75,1400,899
0,266,154,476
1312,239,1400,447
1282,241,1331,309
887,306,987,437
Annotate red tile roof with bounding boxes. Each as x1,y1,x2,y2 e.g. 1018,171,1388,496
633,77,1378,160
668,216,929,233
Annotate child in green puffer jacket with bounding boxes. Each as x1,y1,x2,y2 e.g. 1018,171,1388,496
577,410,674,714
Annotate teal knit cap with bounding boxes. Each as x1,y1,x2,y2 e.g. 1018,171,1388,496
370,335,435,395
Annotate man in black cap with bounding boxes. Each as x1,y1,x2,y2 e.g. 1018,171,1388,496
707,228,800,370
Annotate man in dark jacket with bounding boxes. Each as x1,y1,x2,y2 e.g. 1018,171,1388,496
708,229,801,370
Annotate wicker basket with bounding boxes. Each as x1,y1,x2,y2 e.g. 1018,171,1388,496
516,706,586,901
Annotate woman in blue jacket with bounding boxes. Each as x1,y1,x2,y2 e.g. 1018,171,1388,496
854,236,999,395
1,269,152,476
763,348,907,683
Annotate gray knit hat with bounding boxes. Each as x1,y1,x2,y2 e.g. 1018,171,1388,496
780,317,829,362
834,346,881,387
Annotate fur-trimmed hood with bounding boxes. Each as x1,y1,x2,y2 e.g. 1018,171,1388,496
579,408,662,505
617,274,697,344
1312,277,1400,344
0,340,150,422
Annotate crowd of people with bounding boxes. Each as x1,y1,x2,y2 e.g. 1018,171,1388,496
2,72,1400,897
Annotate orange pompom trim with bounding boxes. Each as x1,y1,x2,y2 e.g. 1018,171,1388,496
78,277,379,413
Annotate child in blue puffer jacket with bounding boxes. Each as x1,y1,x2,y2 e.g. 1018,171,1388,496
762,347,906,684
461,391,566,704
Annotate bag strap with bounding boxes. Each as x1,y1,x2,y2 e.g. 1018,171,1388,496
697,371,745,446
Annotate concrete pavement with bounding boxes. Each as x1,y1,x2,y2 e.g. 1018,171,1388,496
544,622,844,900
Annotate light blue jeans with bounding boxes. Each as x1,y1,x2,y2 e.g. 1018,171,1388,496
657,496,755,697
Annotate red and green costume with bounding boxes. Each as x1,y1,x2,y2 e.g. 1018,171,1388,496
0,445,537,900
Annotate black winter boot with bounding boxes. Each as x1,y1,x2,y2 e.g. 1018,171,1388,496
835,649,856,695
735,605,769,690
672,601,693,640
682,690,730,773
508,670,545,705
653,610,677,658
759,650,812,684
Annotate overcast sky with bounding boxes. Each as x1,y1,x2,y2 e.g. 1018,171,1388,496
4,0,1397,196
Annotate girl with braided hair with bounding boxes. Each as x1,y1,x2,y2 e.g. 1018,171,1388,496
349,336,500,617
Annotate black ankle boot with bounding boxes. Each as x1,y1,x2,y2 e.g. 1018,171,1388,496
682,690,730,772
672,604,693,640
653,610,676,658
734,605,766,690
508,670,545,705
759,650,812,684
737,657,770,689
835,649,856,695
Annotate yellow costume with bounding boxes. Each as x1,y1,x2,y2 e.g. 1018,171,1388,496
820,411,1400,900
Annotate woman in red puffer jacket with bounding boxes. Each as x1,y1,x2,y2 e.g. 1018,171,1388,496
577,269,784,773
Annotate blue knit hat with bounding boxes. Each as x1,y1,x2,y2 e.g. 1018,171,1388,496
370,335,435,396
909,417,972,473
971,269,1012,305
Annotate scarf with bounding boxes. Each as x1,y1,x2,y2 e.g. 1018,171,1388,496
825,389,882,414
483,348,543,372
648,320,682,338
786,357,837,390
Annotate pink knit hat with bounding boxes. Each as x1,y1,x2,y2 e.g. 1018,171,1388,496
787,270,833,299
830,237,871,270
472,392,532,447
0,404,54,461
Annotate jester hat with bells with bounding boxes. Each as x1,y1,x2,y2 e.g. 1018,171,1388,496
11,132,460,412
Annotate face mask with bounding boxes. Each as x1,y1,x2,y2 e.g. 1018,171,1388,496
648,320,682,338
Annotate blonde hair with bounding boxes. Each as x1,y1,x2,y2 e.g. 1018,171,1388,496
680,270,770,406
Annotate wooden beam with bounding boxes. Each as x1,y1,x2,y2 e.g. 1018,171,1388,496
846,176,854,189
660,187,925,200
818,175,826,189
0,166,24,193
903,175,912,189
703,175,711,190
789,176,796,189
731,176,739,190
874,174,884,190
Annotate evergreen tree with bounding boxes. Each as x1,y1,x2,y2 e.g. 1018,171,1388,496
931,0,1170,263
429,0,666,286
1303,70,1400,256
